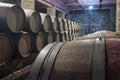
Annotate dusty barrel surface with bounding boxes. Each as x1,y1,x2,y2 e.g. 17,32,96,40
0,33,13,65
24,9,41,33
0,2,26,33
13,32,33,57
28,38,106,80
40,13,52,32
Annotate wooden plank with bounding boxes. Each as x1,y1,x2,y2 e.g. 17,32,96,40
1,65,32,80
44,0,69,13
37,0,69,13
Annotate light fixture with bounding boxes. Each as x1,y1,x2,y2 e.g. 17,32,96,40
88,6,93,10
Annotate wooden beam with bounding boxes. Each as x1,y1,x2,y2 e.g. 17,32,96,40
65,1,116,6
37,0,69,13
37,0,52,7
44,0,70,13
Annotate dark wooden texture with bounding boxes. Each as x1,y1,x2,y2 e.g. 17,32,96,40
0,33,13,65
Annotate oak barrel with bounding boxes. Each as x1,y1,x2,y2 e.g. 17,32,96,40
66,33,70,41
28,38,106,80
0,33,13,65
45,32,54,44
58,18,65,32
40,13,52,32
64,19,69,32
24,9,41,33
53,17,60,33
61,33,66,42
55,32,61,42
35,32,45,52
0,2,25,33
13,32,33,57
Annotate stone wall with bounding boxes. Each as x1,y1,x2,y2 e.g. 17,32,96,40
66,7,116,35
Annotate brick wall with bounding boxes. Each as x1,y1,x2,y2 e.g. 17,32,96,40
66,7,116,35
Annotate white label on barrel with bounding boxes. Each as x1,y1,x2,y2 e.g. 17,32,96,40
21,0,35,9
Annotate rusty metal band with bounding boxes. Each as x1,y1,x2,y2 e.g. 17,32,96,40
42,42,64,80
92,38,105,80
28,43,57,80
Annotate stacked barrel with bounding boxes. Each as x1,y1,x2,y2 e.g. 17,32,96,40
0,2,83,79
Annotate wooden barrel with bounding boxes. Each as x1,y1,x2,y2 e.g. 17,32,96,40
0,33,13,65
13,32,33,57
51,16,60,33
58,18,65,33
33,32,45,52
64,19,69,32
0,2,26,33
40,13,52,32
23,9,41,33
46,32,54,44
66,33,70,41
69,33,73,41
55,32,61,42
71,21,74,33
28,38,106,80
61,33,66,42
68,21,72,32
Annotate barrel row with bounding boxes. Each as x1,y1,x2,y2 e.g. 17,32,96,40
0,2,77,65
0,2,81,36
28,38,120,80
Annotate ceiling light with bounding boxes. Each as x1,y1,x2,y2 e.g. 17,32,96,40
89,6,93,10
